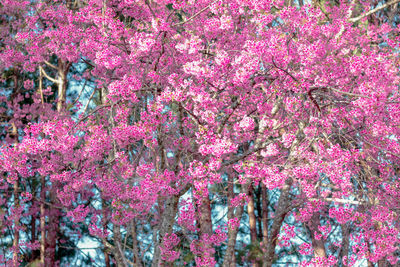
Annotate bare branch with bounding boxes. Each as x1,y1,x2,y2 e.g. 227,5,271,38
72,79,88,105
310,197,363,205
44,60,58,70
173,0,218,26
40,66,59,84
310,86,372,99
82,87,97,115
350,0,400,22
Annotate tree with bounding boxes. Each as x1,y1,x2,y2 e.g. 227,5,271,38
1,0,400,266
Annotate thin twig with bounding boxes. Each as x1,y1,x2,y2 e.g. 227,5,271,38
179,103,203,126
271,57,298,82
145,0,156,17
71,102,114,131
72,79,88,105
221,145,267,168
33,196,66,210
81,57,95,68
173,0,219,26
82,87,97,115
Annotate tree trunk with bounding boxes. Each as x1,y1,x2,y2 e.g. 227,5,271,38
199,193,214,261
151,195,179,267
30,211,38,262
11,75,20,267
339,224,350,267
263,178,292,267
101,198,111,267
222,205,244,267
113,224,128,266
56,60,69,112
38,69,46,266
308,213,326,259
131,221,142,267
247,185,260,267
248,185,258,243
47,60,70,266
222,173,246,267
255,185,263,240
261,185,269,247
40,176,46,266
378,259,388,267
12,180,20,267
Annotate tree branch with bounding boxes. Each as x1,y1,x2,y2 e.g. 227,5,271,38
40,66,59,84
310,86,372,99
173,0,218,26
349,0,400,22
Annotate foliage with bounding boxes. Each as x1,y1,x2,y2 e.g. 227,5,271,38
1,0,400,266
